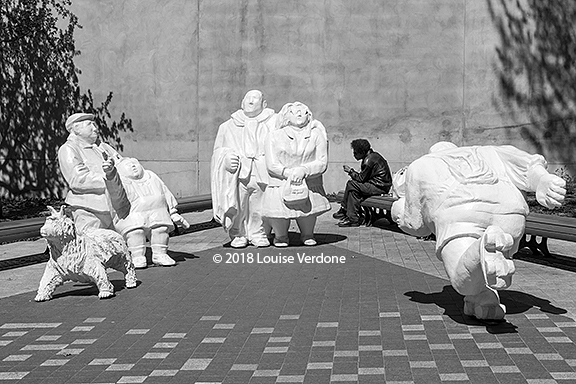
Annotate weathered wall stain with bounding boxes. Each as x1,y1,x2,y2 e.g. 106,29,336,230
70,0,548,195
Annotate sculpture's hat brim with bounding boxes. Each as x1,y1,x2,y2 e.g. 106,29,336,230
66,113,94,131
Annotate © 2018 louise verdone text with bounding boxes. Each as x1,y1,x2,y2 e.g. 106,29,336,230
212,252,347,264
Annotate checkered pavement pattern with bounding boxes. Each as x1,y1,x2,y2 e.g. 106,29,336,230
0,204,576,383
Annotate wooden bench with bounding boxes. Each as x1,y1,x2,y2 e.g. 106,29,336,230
341,193,576,257
0,194,213,243
0,217,47,244
521,212,576,257
359,195,397,227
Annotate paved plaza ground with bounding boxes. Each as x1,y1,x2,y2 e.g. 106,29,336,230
0,203,576,383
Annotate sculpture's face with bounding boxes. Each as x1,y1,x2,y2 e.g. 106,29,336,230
73,120,99,144
287,104,310,128
242,90,265,118
117,158,145,180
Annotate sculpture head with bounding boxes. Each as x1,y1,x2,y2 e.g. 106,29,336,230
241,90,267,118
278,101,312,129
350,139,371,160
66,113,99,145
41,206,76,246
429,141,457,153
117,157,145,180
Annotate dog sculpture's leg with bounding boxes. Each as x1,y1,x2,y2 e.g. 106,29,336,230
35,262,64,302
111,254,137,289
84,258,114,299
123,256,137,289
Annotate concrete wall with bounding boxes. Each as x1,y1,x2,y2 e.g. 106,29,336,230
71,0,543,197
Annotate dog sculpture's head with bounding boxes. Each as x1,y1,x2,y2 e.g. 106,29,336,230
41,206,76,245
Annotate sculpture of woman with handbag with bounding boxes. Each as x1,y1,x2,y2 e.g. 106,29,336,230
262,101,330,247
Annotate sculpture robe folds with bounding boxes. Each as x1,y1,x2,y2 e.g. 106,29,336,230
262,121,330,218
395,145,545,257
211,107,276,240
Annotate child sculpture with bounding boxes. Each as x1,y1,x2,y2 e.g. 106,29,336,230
103,157,190,268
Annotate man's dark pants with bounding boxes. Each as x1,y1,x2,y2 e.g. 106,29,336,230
342,180,388,223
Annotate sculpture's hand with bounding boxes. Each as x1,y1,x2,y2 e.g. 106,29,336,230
391,197,406,224
343,165,352,173
171,213,190,229
290,167,307,183
102,157,116,179
225,153,240,173
536,174,566,209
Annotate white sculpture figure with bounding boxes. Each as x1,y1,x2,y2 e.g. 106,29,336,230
103,157,190,268
262,101,330,247
211,90,277,248
35,206,137,302
391,142,566,320
58,113,124,235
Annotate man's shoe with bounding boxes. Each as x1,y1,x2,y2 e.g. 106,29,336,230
250,237,270,248
132,256,147,269
230,236,248,248
332,208,347,220
152,254,176,267
338,218,360,227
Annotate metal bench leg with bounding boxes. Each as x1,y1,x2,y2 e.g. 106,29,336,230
520,234,551,257
537,237,550,257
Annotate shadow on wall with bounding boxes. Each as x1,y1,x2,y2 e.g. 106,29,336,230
489,0,576,173
0,0,132,199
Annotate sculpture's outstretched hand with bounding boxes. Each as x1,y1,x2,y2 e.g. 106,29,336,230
536,174,566,209
102,155,116,179
225,153,240,173
171,213,190,229
391,197,405,224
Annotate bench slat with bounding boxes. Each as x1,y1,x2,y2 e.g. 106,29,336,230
0,194,213,243
356,195,576,250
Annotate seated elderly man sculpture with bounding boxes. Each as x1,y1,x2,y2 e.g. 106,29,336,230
391,142,566,320
58,112,125,235
103,157,190,268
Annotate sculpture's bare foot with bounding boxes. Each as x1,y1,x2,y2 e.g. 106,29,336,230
34,293,51,302
98,290,114,299
480,226,515,289
463,286,506,320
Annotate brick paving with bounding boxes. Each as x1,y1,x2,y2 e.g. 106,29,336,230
0,203,575,383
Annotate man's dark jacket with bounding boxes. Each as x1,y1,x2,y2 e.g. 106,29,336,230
348,150,392,192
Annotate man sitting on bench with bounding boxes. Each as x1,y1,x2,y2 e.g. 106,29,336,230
334,139,393,227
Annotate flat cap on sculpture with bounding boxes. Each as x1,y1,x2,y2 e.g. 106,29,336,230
65,113,94,131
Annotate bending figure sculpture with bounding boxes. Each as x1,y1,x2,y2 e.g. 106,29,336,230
391,142,566,320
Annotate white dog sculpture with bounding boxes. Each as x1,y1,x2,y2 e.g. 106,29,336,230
35,206,137,301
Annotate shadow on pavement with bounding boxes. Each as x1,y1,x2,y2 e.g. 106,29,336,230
222,231,347,248
514,249,576,273
405,285,568,334
49,279,139,301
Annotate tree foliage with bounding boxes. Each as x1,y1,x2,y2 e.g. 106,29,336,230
488,0,576,174
0,0,133,199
